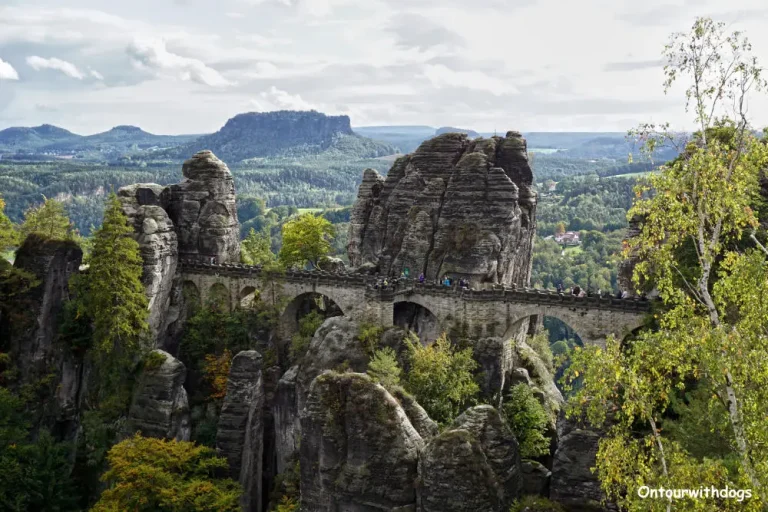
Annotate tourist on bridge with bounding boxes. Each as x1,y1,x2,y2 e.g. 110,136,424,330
572,285,581,296
557,283,563,293
418,273,425,284
443,276,451,287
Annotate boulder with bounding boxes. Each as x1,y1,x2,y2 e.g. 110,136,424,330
417,429,502,512
127,350,190,440
216,350,264,512
166,150,240,263
521,460,551,497
300,372,424,511
118,184,178,343
550,416,612,511
452,405,523,507
348,131,536,288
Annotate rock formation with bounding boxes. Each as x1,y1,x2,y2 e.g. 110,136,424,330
300,372,424,511
550,416,612,511
118,184,178,341
216,350,264,512
0,235,84,441
348,131,537,287
127,350,190,441
118,150,241,346
273,365,301,475
166,150,240,263
390,387,439,442
418,429,502,512
521,460,551,497
452,405,523,506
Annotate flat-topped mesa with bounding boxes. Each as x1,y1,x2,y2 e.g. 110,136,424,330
348,131,537,287
166,150,241,264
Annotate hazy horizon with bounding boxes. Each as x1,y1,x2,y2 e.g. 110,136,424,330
2,0,768,134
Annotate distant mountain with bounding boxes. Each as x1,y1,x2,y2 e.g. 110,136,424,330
435,126,479,138
558,135,679,161
0,124,80,150
169,111,398,163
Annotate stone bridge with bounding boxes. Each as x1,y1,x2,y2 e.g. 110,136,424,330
178,261,651,347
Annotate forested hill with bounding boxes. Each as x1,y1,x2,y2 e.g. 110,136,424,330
157,111,399,163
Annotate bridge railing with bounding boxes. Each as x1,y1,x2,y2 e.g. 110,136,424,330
178,260,652,313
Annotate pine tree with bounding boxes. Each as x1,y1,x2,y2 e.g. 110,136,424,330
85,193,147,360
19,197,73,241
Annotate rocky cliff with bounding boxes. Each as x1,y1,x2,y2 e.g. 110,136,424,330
348,131,537,287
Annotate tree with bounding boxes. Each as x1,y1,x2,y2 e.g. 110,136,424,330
91,434,241,512
501,384,551,458
404,333,479,425
240,227,276,266
19,197,73,241
0,195,18,251
555,222,566,236
566,16,768,507
82,193,147,367
278,213,335,269
366,347,402,389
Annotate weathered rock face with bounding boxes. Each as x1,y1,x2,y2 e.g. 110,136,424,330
513,338,564,427
474,336,515,405
300,372,424,511
348,132,537,287
118,184,178,342
216,351,264,512
273,365,300,475
418,429,502,512
127,350,190,441
452,405,523,508
521,460,551,497
167,151,240,264
550,416,612,511
390,387,439,442
1,235,84,440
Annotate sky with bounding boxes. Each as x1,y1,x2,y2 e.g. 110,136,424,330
1,0,768,134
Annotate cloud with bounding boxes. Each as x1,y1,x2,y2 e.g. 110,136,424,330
225,11,245,18
89,68,104,80
0,58,19,80
604,59,664,72
26,56,85,79
127,38,233,87
422,64,517,96
387,14,465,51
35,103,59,112
251,86,316,110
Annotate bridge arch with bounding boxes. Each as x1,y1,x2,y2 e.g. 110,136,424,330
393,300,441,343
239,285,260,308
182,280,201,315
207,282,231,311
279,291,344,339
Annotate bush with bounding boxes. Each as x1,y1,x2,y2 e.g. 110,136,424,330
404,332,479,425
526,330,554,374
367,347,402,389
358,323,384,355
501,384,551,458
289,311,325,362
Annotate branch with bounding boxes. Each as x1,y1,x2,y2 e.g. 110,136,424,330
750,230,768,256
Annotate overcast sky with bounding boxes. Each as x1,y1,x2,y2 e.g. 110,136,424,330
1,0,768,134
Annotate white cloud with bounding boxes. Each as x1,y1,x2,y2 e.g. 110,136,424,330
26,56,84,79
251,86,316,111
0,57,19,80
89,68,104,80
225,11,245,18
422,64,517,96
127,38,233,87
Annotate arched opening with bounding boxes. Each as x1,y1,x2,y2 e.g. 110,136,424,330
208,282,231,311
280,292,344,339
239,286,260,309
393,301,440,343
182,281,201,316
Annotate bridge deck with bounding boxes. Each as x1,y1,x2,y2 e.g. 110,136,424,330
178,260,651,314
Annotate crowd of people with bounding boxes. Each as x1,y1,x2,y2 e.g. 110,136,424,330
555,282,636,299
371,271,471,291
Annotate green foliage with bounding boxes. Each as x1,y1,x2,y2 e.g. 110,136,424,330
501,384,551,458
366,348,402,389
143,351,167,370
241,227,277,266
404,332,479,425
269,459,300,511
58,297,94,355
0,195,18,250
357,322,384,355
526,330,554,374
509,495,566,512
19,196,74,241
275,496,299,512
91,434,242,512
83,193,148,361
289,310,325,363
0,388,79,511
278,213,335,269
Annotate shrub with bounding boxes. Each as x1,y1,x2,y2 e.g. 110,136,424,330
289,310,325,362
367,347,402,389
501,384,551,458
